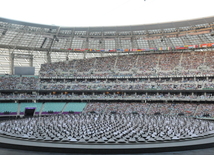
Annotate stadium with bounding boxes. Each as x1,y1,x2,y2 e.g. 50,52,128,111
1,1,214,154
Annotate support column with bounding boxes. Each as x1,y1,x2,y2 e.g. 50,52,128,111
83,51,87,59
10,53,14,75
30,57,33,67
46,51,52,63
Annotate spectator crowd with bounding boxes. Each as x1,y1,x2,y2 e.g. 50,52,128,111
39,51,214,77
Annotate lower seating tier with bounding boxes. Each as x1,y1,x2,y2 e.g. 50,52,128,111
0,102,213,117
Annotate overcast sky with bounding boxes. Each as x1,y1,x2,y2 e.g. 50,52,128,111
0,0,214,27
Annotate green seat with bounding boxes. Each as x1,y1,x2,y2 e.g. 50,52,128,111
43,102,66,112
64,102,87,112
0,103,18,113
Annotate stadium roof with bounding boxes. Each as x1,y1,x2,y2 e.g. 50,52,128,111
1,16,214,32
